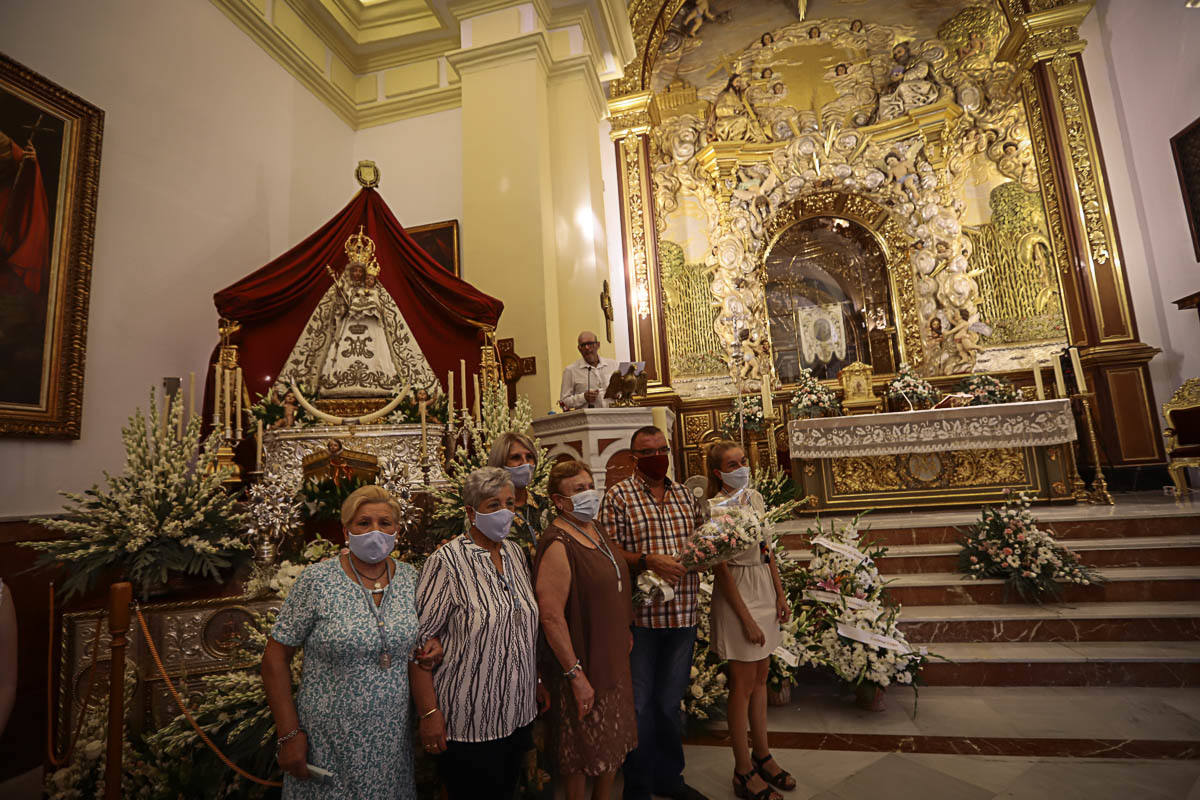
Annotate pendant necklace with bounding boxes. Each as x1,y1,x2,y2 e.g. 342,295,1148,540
561,517,622,592
348,556,394,669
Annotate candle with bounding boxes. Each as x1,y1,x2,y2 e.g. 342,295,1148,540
188,372,196,428
459,359,467,413
1033,363,1045,400
473,374,481,422
1069,347,1086,394
235,368,243,441
1052,356,1066,398
256,419,264,472
213,364,223,429
761,375,774,419
447,371,455,425
224,366,232,439
419,399,428,463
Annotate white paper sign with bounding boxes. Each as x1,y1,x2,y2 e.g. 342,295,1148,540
772,646,799,667
835,620,911,653
802,589,872,610
811,537,867,564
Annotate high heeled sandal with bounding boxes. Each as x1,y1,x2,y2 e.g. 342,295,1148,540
733,768,781,800
752,753,796,791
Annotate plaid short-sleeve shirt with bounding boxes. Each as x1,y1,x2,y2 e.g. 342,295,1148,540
599,474,703,629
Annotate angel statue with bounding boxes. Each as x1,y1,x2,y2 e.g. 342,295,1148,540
275,227,439,399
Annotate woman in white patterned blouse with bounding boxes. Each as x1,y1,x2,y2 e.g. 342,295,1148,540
411,467,548,799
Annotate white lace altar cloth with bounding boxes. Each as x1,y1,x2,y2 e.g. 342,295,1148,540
262,423,448,492
788,399,1076,460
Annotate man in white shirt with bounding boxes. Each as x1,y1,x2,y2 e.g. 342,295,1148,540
560,330,619,409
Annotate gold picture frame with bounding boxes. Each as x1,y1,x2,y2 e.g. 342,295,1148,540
406,218,460,277
0,54,102,438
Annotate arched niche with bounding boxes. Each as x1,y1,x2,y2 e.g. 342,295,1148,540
759,192,923,381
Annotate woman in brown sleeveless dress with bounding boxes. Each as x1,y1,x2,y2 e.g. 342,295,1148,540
535,460,637,800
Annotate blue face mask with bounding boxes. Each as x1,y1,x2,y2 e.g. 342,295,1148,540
473,507,515,542
565,488,602,521
346,529,396,564
720,465,751,491
505,463,533,489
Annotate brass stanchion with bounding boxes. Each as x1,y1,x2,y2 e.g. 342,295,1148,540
103,582,132,800
1074,393,1114,505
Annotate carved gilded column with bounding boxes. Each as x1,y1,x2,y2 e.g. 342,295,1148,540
609,90,672,392
1001,0,1165,468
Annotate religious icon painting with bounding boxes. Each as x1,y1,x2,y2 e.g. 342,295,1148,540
0,54,102,437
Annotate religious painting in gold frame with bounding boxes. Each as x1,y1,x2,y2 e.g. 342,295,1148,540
0,54,102,438
406,218,460,277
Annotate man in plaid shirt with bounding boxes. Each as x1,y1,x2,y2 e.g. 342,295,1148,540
600,426,709,800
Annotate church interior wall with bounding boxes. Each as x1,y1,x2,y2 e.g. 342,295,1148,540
0,1,461,516
1080,1,1200,417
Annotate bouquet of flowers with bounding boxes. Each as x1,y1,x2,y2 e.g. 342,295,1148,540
683,590,729,721
886,363,939,410
815,603,926,690
959,492,1102,602
789,367,841,418
635,504,763,605
719,395,767,438
957,373,1018,405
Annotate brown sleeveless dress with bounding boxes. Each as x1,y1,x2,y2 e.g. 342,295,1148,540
534,520,638,776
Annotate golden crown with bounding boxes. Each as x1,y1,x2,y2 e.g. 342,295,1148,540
345,226,381,276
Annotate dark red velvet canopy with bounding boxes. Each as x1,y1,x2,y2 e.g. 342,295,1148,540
207,188,502,409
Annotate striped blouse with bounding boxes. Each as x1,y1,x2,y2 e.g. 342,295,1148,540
415,534,539,743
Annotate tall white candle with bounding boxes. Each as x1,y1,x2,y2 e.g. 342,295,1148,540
224,367,232,439
213,364,223,429
459,360,467,413
1033,364,1045,400
1052,357,1066,398
447,371,455,424
419,400,428,463
473,374,481,422
761,375,774,419
256,419,264,472
235,368,243,441
1069,347,1086,394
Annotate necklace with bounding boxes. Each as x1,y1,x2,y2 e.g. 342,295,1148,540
352,558,390,592
347,556,394,669
560,517,622,592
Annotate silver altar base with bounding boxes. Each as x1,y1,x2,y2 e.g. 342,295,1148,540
262,423,448,492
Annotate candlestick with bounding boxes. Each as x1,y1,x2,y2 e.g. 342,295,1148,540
1069,347,1086,394
459,359,467,411
473,374,481,422
446,371,455,425
1033,363,1045,400
256,419,264,472
213,364,223,429
235,368,243,441
1052,357,1066,398
188,372,196,428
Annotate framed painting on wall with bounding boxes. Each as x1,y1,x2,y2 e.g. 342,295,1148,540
0,54,103,438
1171,115,1200,262
407,219,460,277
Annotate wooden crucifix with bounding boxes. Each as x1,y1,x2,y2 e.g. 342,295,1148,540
496,338,536,406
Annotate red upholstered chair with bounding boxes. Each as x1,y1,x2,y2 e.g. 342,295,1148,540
1163,378,1200,494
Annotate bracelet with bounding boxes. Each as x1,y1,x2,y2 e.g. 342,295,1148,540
563,660,582,680
420,707,439,720
276,727,303,751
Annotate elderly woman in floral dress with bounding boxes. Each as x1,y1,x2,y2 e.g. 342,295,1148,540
262,485,440,799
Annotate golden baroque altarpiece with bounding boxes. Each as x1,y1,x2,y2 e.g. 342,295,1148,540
608,0,1164,480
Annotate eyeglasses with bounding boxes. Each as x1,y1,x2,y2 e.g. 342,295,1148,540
632,446,670,456
578,341,599,350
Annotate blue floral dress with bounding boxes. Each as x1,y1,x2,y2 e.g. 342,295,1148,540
271,557,419,800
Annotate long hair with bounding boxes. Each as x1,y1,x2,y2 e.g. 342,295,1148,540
704,439,744,499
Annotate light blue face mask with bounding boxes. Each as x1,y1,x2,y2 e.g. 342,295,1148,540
566,488,602,521
346,529,396,564
473,507,515,542
720,465,751,491
505,463,534,489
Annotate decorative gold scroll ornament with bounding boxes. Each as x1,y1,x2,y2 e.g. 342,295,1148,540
288,381,409,425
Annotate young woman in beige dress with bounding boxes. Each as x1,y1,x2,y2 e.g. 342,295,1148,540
706,441,795,799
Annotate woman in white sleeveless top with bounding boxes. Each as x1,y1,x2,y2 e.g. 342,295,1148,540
706,441,795,799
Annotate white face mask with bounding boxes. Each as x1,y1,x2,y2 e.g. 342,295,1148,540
564,488,602,521
720,465,751,491
347,529,396,564
505,463,533,489
472,507,515,542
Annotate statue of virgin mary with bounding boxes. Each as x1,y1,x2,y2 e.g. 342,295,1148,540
275,228,439,399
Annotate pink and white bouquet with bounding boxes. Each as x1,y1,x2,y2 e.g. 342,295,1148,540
886,363,939,410
635,504,764,605
789,367,842,418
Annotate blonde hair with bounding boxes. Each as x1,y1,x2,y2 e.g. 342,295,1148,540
340,485,403,527
486,432,538,469
705,440,744,499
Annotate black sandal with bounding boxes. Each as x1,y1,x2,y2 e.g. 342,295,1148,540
734,768,782,800
753,753,796,792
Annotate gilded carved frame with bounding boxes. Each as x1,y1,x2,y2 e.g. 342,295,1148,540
0,54,103,438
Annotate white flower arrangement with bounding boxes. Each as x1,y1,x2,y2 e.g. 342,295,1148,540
886,363,939,410
684,590,729,721
789,367,841,418
719,395,768,437
956,373,1018,405
959,492,1102,602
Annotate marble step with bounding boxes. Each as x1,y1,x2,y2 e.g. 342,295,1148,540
784,535,1200,574
880,566,1200,606
778,513,1200,549
895,601,1200,643
915,641,1200,686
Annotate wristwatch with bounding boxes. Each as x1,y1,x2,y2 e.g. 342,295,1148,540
638,552,648,572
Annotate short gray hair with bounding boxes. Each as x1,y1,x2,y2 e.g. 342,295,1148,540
462,466,514,509
486,432,538,469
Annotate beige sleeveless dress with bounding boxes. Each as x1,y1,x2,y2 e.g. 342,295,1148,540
708,488,782,662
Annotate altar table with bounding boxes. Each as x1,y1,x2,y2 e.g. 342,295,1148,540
787,400,1079,511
